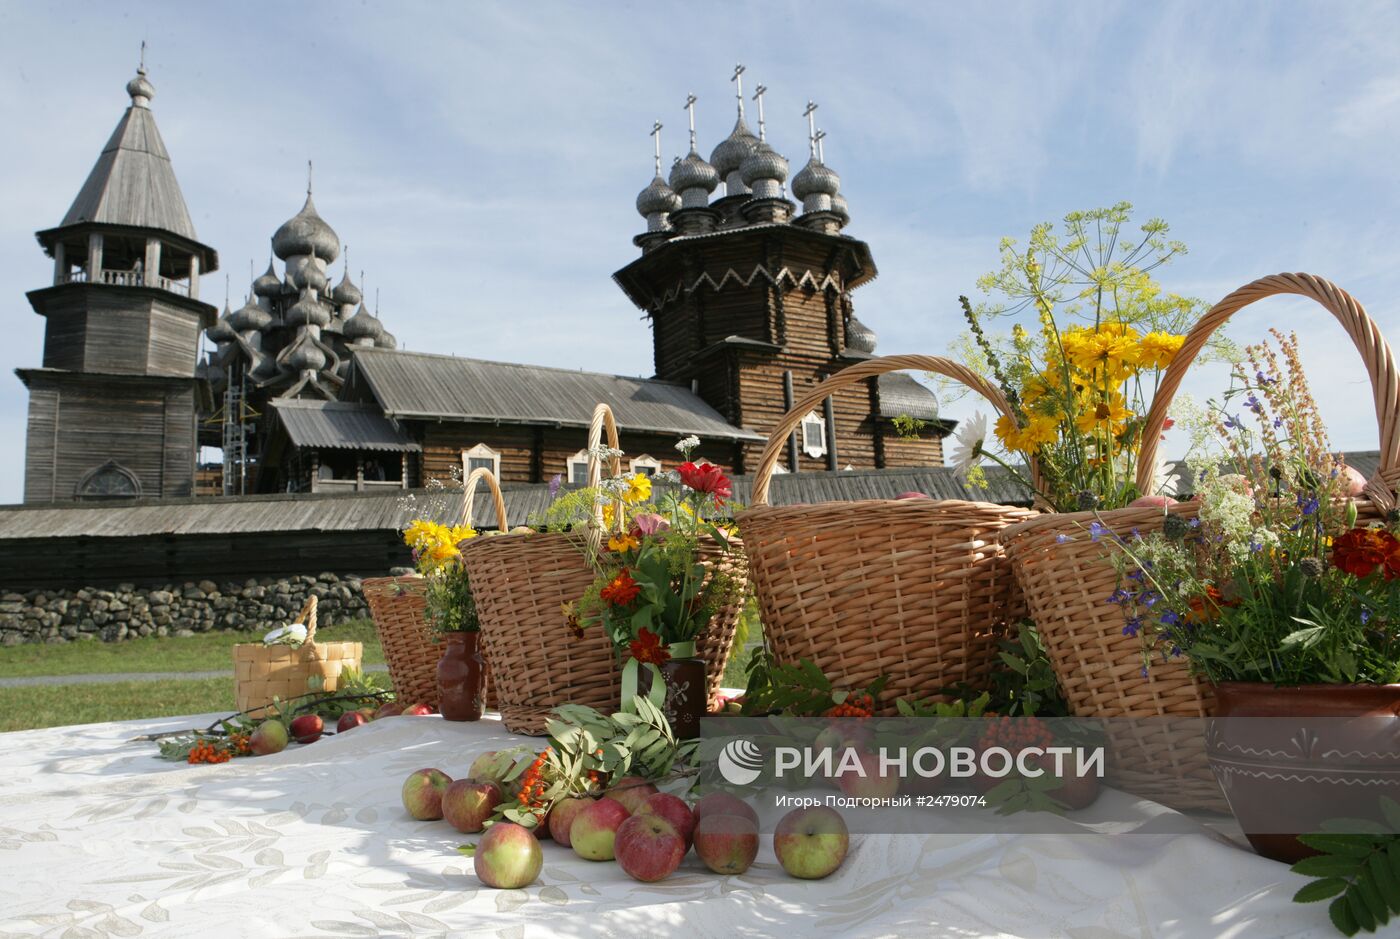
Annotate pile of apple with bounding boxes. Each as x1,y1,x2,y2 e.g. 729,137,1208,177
244,700,434,755
401,758,850,889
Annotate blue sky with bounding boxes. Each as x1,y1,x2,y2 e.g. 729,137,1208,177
1,1,1398,503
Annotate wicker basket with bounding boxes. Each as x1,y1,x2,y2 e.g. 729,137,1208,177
736,355,1041,712
362,465,508,709
232,596,362,717
999,272,1400,811
461,403,748,735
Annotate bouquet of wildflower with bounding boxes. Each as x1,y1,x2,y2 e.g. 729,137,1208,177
1108,332,1400,685
402,518,480,633
948,204,1213,511
552,437,744,666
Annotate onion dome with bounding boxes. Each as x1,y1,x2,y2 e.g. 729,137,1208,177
285,253,328,293
375,328,398,350
343,302,384,343
285,288,331,328
846,314,877,354
126,68,155,108
272,194,340,263
636,174,682,217
285,336,327,372
740,142,789,200
253,259,282,297
331,268,362,308
229,296,272,333
830,192,850,226
792,158,841,212
709,116,759,192
668,149,719,209
206,305,236,344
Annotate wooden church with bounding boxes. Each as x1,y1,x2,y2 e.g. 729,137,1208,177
16,66,952,505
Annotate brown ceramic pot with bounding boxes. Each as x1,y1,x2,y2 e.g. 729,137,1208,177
436,631,485,721
1206,682,1400,864
639,656,706,740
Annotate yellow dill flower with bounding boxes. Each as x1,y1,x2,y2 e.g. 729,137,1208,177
1136,332,1186,370
622,473,652,505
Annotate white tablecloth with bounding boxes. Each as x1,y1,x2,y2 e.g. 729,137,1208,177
0,713,1330,938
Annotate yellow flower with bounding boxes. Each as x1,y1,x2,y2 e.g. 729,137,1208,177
1075,393,1133,434
607,532,640,552
427,541,460,565
402,519,439,549
1135,332,1185,370
622,473,652,505
1066,327,1140,375
602,503,616,529
1021,414,1060,448
447,525,478,545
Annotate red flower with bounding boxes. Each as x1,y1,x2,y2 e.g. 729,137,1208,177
677,462,733,503
628,628,671,665
600,570,641,606
1332,527,1399,579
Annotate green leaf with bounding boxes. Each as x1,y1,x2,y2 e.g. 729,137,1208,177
1346,886,1377,932
1299,834,1379,858
456,843,477,857
1294,879,1349,904
1356,873,1390,925
1280,625,1324,650
999,652,1029,674
1380,799,1400,833
1330,896,1360,937
1293,854,1366,879
1388,843,1400,884
1366,852,1400,914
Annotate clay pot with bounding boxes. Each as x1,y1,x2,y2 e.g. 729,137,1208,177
639,655,706,740
436,631,485,721
1206,682,1400,864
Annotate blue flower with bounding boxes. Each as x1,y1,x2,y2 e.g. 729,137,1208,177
1056,533,1072,545
1122,616,1142,638
1255,370,1277,386
1160,611,1182,627
1089,521,1108,542
548,474,563,497
1297,494,1320,517
1361,608,1372,626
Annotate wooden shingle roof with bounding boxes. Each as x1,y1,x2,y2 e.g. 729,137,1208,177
270,400,420,452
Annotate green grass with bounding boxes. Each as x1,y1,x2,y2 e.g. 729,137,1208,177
0,677,237,733
0,618,383,678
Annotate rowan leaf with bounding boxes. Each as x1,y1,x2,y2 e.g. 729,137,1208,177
1293,878,1347,904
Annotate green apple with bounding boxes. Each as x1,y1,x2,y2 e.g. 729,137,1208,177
773,806,848,879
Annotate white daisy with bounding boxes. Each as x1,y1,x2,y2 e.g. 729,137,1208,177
949,412,988,477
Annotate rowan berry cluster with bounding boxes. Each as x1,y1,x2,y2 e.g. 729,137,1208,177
187,740,232,764
977,715,1054,753
516,747,552,806
824,692,875,719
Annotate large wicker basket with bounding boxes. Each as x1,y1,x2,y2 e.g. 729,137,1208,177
736,355,1040,711
232,596,362,717
461,404,747,735
998,272,1400,811
362,466,509,709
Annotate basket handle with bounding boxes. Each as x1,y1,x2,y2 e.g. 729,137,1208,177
749,354,1044,507
459,463,510,532
585,403,625,543
294,595,321,661
1134,273,1400,510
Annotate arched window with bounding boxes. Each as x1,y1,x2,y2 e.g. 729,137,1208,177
629,454,663,477
76,461,141,500
567,449,591,485
800,411,827,458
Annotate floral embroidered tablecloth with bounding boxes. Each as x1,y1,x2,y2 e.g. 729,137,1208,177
0,713,1329,938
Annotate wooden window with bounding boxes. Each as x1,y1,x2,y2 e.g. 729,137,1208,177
800,411,827,458
76,461,141,500
630,455,662,477
567,449,591,485
462,443,501,479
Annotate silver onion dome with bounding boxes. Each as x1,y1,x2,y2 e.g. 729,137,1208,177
375,328,398,350
286,288,331,328
206,305,236,344
126,68,155,107
343,302,384,343
830,191,850,226
230,297,272,333
709,116,759,192
668,149,719,209
636,174,682,217
285,336,327,372
792,158,841,201
272,194,340,263
846,314,877,354
331,269,362,308
252,259,282,297
285,253,328,293
740,142,789,200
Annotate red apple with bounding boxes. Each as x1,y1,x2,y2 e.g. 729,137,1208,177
401,768,452,820
336,711,369,733
570,797,631,861
374,702,405,719
836,750,900,799
693,814,760,874
248,719,288,755
614,814,685,883
289,714,323,744
693,791,759,828
605,776,658,814
774,806,849,880
474,822,543,889
401,703,434,716
636,793,695,848
441,778,504,834
547,796,592,848
1341,464,1367,497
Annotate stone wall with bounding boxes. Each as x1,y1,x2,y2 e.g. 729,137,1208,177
0,572,375,646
